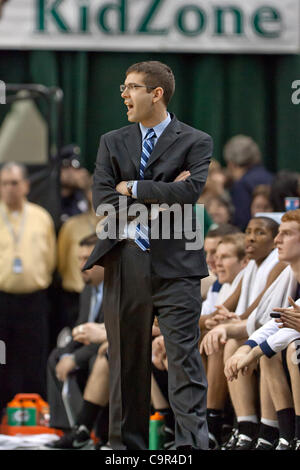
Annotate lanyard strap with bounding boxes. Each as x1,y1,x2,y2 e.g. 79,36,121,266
0,203,27,247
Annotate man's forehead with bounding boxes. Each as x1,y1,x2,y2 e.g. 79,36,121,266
125,71,145,84
216,242,235,253
279,221,300,232
0,167,24,180
247,218,270,230
204,237,221,249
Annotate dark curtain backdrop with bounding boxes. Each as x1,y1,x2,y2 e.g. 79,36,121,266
0,50,299,173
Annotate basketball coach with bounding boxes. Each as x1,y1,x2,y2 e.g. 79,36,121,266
84,61,213,450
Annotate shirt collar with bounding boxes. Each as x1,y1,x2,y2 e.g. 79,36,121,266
139,112,171,141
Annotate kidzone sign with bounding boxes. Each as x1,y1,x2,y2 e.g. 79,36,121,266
0,0,299,53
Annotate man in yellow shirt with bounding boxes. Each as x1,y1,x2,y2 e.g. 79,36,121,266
0,162,56,418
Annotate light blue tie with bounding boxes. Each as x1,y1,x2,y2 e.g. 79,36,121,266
135,128,156,251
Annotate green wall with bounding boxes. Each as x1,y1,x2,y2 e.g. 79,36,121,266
0,50,300,173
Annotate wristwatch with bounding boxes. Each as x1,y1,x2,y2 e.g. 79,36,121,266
126,181,134,196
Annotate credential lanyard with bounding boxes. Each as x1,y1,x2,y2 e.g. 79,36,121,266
0,204,27,273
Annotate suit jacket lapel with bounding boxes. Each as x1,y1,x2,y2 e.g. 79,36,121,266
145,116,181,170
123,115,181,174
124,123,142,175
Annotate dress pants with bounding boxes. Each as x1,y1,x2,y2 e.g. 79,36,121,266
103,240,208,450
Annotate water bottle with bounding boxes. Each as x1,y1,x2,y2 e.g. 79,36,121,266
149,412,166,450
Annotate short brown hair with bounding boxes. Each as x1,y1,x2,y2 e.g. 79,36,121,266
281,209,300,227
252,184,271,201
206,224,241,238
126,61,175,106
223,135,261,168
218,233,246,261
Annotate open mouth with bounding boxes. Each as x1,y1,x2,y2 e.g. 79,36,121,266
125,103,133,112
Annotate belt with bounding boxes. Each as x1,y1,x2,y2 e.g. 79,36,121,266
122,239,150,252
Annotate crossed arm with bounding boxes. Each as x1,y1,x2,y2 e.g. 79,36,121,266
93,133,212,214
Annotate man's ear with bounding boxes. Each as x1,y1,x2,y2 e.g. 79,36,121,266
152,87,164,104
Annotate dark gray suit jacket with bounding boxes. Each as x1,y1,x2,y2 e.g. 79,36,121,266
85,114,213,278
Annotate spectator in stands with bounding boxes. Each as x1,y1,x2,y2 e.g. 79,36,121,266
250,185,274,217
199,159,227,205
224,135,273,230
224,209,300,449
57,183,98,328
47,234,105,438
0,162,56,417
206,193,235,226
270,170,300,212
60,144,91,224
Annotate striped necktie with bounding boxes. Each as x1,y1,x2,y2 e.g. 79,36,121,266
135,128,156,251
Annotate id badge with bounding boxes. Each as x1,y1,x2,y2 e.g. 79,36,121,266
13,257,23,274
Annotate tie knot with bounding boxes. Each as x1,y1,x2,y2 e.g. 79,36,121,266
145,129,156,140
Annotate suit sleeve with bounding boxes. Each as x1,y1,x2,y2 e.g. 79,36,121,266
73,343,99,369
92,135,135,217
136,134,213,205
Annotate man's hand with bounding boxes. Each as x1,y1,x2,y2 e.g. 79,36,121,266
152,319,161,337
204,306,239,330
224,353,248,381
115,171,191,196
116,181,130,196
224,346,261,381
274,296,300,332
214,305,239,322
199,325,227,355
72,323,107,345
55,355,76,382
173,171,191,182
152,335,168,370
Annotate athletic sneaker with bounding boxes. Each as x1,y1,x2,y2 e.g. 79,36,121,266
293,439,300,450
235,434,254,450
96,442,113,450
253,438,275,450
45,425,95,450
220,428,239,450
275,438,292,450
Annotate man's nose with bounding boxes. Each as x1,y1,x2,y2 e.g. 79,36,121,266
121,87,130,99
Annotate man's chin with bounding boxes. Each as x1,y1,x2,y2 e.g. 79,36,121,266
127,115,137,123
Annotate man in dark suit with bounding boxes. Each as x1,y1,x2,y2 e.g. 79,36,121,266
85,61,213,450
47,234,105,433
